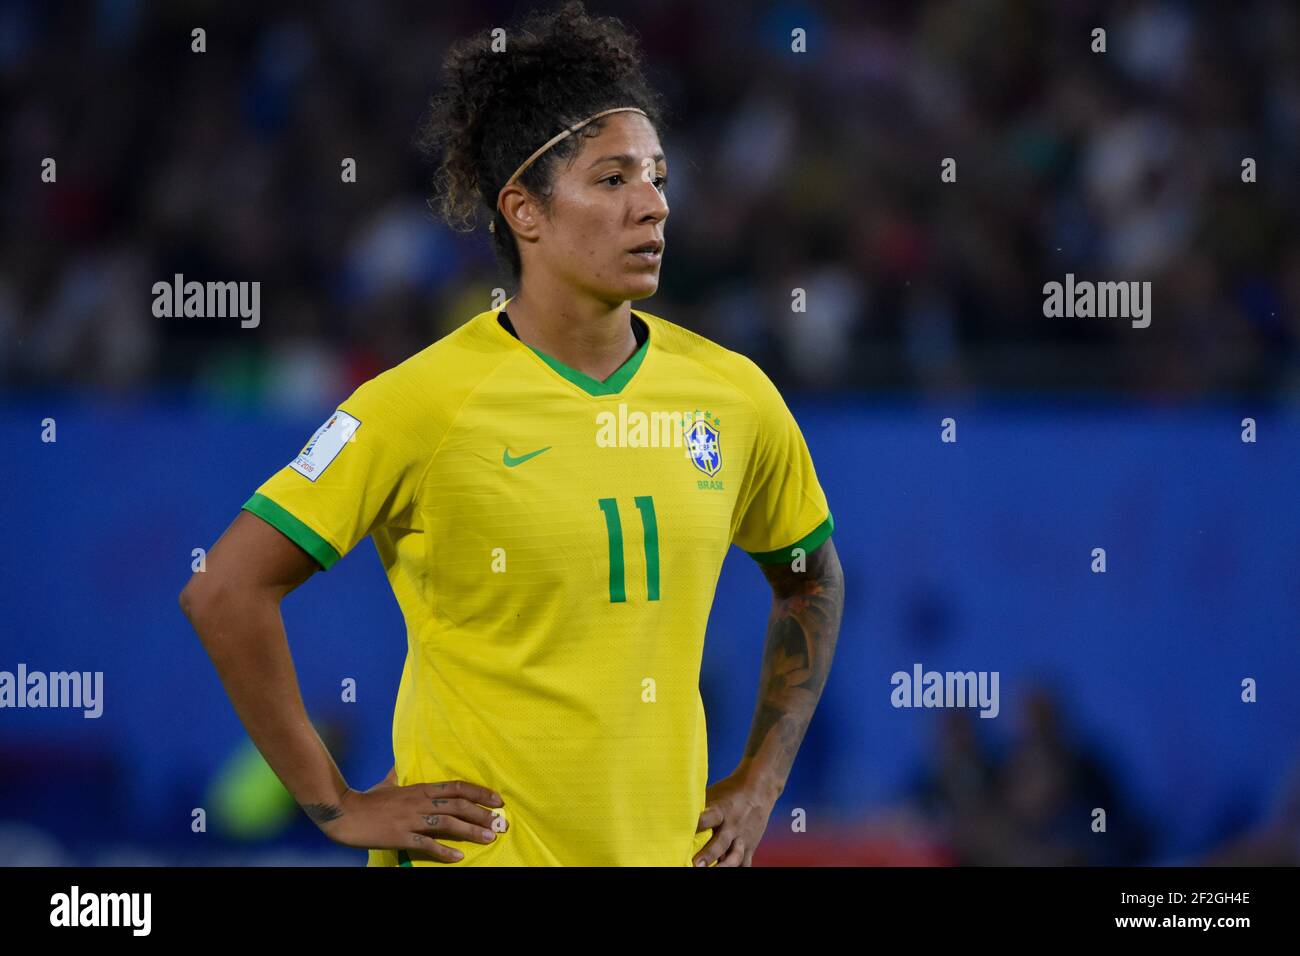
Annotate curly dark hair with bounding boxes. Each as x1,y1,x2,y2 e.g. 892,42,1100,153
417,1,667,281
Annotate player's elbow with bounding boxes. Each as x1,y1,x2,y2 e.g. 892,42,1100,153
178,575,205,624
179,572,230,633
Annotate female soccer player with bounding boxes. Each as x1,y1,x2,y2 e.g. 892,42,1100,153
180,1,843,867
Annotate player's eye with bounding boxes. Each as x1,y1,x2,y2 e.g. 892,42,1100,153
601,172,668,190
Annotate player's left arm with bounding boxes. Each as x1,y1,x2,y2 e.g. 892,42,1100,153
694,536,844,866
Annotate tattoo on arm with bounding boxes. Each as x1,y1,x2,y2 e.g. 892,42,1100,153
301,802,344,825
742,538,845,788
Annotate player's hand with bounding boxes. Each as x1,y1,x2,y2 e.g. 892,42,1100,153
693,770,778,867
314,773,508,863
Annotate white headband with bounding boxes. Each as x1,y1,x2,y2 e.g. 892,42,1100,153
489,106,647,234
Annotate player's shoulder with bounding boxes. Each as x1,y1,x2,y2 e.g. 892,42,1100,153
634,306,784,409
340,307,514,435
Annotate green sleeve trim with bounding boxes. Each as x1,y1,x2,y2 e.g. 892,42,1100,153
744,511,835,565
396,850,413,867
241,492,342,571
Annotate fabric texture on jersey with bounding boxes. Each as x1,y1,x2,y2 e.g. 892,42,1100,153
241,299,834,866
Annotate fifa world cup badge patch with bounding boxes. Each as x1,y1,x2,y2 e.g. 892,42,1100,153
291,409,361,481
684,410,722,477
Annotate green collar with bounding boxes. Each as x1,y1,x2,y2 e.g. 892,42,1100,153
501,311,650,397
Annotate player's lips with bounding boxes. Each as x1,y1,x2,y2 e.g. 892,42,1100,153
626,239,663,264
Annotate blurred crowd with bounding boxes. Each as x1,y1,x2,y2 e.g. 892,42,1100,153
910,689,1153,865
908,688,1300,866
2,0,1299,409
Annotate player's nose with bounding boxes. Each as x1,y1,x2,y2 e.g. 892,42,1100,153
633,179,668,224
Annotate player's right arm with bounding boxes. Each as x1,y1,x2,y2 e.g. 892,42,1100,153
179,511,506,862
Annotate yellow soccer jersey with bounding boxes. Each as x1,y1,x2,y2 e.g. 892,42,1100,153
241,300,834,866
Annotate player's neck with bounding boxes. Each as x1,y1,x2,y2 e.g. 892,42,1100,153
506,285,639,383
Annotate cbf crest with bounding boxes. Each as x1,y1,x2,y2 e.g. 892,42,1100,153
683,410,722,477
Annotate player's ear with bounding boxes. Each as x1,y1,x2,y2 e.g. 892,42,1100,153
499,185,542,242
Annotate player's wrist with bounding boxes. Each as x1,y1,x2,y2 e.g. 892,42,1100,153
300,773,358,814
735,758,785,804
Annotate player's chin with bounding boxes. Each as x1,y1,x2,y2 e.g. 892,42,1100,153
616,262,661,299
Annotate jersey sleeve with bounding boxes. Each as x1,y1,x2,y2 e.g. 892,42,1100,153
240,370,435,571
730,360,834,564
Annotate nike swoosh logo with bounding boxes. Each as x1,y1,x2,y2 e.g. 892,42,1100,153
503,446,552,467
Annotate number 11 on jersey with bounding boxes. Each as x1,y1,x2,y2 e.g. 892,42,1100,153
597,496,660,603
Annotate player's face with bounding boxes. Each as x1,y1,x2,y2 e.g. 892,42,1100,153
537,111,668,304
